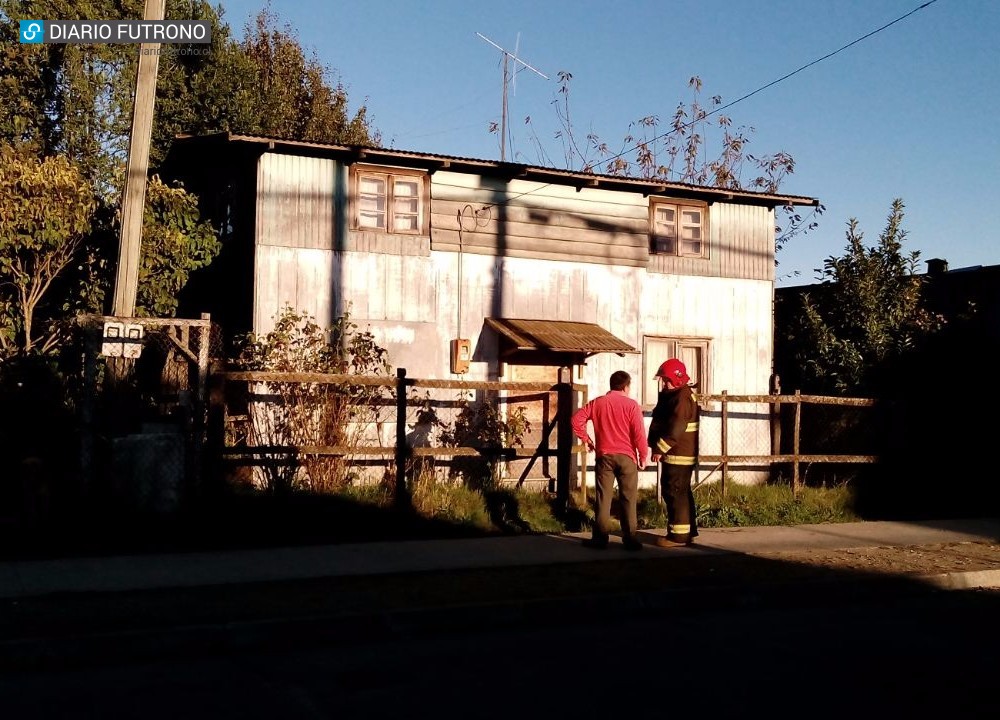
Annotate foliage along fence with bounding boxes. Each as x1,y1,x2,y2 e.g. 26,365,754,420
210,368,590,503
209,369,879,503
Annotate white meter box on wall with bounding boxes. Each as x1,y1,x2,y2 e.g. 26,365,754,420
101,321,144,358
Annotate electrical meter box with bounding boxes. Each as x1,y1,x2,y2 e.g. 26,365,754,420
123,323,145,359
101,321,124,357
101,320,145,358
450,338,471,374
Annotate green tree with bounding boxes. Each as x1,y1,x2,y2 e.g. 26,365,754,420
135,176,221,317
0,1,377,191
0,143,95,356
0,0,378,326
781,199,942,395
238,7,376,146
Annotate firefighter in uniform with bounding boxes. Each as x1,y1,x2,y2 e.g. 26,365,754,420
648,358,700,547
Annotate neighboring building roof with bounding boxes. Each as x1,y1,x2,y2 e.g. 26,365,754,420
485,318,638,361
170,131,820,209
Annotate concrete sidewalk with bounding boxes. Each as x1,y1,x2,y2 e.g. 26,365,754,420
3,517,999,600
2,518,999,672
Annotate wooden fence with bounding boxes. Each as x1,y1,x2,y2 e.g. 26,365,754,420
696,390,878,497
210,368,589,503
209,369,878,502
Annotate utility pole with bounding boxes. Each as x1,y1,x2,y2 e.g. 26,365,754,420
112,0,166,317
476,32,548,162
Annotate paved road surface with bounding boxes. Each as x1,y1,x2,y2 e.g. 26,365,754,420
2,585,996,719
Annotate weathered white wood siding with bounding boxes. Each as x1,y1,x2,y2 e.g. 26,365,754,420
253,152,779,485
256,154,337,249
639,274,773,483
431,171,650,268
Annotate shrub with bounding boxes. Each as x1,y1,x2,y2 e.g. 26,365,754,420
229,305,392,494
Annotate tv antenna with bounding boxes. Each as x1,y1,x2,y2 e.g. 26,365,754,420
476,32,548,162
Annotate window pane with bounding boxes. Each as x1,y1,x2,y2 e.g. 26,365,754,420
679,209,703,256
359,196,385,229
394,179,418,197
359,211,385,228
359,194,385,212
651,236,675,254
359,175,387,229
652,204,678,255
393,213,418,231
678,345,702,390
394,196,418,215
360,176,385,195
680,240,702,256
393,179,420,232
643,337,675,405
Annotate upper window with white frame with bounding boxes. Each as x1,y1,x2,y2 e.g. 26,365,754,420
649,200,707,258
353,165,427,235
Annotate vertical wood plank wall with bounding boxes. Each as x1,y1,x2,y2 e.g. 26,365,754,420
254,153,780,483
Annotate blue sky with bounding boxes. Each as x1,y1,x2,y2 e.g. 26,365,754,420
217,0,999,286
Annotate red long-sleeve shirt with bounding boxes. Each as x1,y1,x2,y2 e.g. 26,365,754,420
571,390,648,464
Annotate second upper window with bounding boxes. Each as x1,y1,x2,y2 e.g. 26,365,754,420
650,201,707,258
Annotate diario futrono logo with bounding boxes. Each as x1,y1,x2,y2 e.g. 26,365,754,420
19,20,44,43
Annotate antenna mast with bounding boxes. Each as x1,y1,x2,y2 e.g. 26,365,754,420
476,32,548,162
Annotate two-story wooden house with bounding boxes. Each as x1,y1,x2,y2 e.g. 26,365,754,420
163,132,820,485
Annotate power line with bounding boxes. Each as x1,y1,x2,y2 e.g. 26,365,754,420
479,0,940,211
662,0,941,147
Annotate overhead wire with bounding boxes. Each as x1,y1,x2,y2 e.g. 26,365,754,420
476,0,940,213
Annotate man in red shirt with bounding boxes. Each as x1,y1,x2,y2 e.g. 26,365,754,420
571,370,649,551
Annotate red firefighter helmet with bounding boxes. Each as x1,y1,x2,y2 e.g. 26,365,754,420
655,358,690,385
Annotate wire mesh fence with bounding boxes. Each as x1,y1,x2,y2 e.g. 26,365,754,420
74,314,221,514
696,392,880,494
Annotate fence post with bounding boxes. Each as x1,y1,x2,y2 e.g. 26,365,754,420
204,370,226,498
720,390,728,499
770,374,782,454
577,383,589,506
555,367,573,506
80,324,98,499
793,389,802,496
770,374,782,483
395,368,409,506
190,313,211,496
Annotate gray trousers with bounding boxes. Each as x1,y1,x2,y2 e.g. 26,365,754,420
593,453,640,541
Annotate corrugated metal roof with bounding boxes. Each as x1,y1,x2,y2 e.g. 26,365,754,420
171,131,819,208
485,318,638,357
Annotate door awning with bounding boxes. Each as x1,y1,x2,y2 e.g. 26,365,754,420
484,318,638,363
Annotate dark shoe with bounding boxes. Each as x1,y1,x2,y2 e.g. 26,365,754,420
582,537,609,550
654,536,691,549
622,538,643,552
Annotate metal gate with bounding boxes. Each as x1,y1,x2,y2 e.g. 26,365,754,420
76,313,217,514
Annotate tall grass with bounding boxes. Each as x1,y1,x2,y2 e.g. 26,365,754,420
331,476,860,537
694,482,860,527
